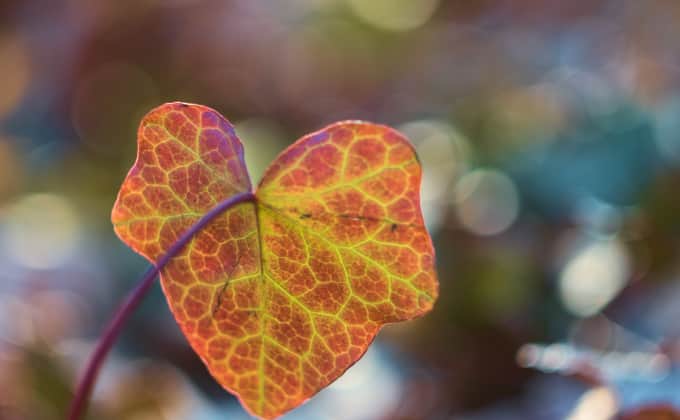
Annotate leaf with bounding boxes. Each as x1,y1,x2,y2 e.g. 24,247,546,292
111,102,439,419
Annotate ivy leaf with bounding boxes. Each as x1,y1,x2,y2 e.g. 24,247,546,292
111,102,438,419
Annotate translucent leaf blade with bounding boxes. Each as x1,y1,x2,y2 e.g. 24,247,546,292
112,105,439,420
253,121,438,416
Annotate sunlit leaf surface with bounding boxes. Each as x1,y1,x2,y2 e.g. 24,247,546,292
111,102,438,419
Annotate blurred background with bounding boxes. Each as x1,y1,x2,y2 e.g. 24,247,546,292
1,0,680,419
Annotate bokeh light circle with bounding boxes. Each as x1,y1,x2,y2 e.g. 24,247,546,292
559,239,630,317
453,169,520,236
1,194,80,269
347,0,440,31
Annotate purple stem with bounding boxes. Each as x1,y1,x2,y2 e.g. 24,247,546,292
68,191,256,420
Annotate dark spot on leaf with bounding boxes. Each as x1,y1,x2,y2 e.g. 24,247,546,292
212,283,229,317
212,254,241,317
391,223,397,232
300,213,311,219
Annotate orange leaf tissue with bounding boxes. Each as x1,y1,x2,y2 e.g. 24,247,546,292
74,102,438,420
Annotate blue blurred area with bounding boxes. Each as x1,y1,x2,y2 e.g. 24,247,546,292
511,108,660,216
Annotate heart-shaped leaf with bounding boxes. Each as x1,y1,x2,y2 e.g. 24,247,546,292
112,102,438,419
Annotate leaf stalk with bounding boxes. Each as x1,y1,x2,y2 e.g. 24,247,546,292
68,191,256,420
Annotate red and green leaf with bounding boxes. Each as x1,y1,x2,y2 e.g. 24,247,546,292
111,102,438,419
